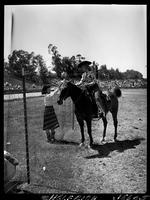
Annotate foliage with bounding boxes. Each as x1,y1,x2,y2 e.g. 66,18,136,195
122,69,143,80
48,44,143,80
98,65,109,80
7,50,49,84
33,54,49,84
6,47,144,84
48,44,85,78
97,65,143,80
8,50,35,79
4,61,9,72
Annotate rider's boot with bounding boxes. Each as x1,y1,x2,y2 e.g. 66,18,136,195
98,111,104,119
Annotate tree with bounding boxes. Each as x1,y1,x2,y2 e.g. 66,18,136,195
61,57,73,75
48,44,86,78
7,50,51,84
123,69,143,79
4,61,9,72
52,54,63,78
109,67,116,80
48,44,63,78
115,68,123,79
34,55,49,84
8,50,37,82
98,65,109,80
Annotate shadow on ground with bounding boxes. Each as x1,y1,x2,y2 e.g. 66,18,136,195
54,140,79,146
85,137,145,159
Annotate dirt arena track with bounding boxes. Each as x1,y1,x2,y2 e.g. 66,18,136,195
4,89,147,193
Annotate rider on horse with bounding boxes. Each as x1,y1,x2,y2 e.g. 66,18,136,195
75,61,109,118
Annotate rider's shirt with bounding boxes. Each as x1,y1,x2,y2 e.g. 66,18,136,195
79,71,97,86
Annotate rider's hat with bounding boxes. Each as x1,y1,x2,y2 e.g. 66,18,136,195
41,85,51,94
78,61,92,68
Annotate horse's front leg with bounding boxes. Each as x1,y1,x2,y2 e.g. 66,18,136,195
101,115,107,142
85,118,93,146
76,114,85,146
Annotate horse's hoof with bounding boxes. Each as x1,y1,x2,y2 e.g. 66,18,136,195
114,138,119,142
85,144,91,149
90,143,94,148
79,142,85,147
101,139,105,143
87,145,95,152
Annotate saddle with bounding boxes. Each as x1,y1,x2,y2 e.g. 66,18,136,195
80,84,111,118
85,86,111,118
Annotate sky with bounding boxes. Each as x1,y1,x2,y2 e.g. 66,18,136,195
4,5,147,78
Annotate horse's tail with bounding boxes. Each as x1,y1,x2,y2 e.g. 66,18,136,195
113,87,122,98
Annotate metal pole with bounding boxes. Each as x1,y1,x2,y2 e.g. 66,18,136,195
72,79,75,130
72,103,75,130
22,66,30,184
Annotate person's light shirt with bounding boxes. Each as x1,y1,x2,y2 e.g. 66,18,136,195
76,71,97,86
44,88,58,106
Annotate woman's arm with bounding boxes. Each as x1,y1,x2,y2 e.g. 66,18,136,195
46,88,59,97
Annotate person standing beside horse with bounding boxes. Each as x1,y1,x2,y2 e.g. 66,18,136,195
42,85,59,143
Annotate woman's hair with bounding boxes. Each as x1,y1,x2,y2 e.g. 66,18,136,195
41,85,51,94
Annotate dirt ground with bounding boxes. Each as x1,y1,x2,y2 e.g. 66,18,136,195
4,89,147,193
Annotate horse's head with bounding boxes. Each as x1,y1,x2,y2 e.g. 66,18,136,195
57,81,73,105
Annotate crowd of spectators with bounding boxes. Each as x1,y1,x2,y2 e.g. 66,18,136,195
99,79,147,90
4,82,22,90
4,82,38,91
4,78,147,92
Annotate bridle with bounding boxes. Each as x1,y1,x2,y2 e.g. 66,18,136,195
59,82,84,104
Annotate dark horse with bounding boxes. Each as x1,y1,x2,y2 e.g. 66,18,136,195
57,82,121,146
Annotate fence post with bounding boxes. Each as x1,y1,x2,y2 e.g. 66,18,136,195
22,66,30,184
72,103,75,130
72,79,75,130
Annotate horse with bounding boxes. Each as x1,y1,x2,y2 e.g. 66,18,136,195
57,82,121,146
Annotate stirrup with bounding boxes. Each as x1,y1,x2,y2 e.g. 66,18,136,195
79,142,85,147
92,114,101,121
98,112,104,119
92,113,99,118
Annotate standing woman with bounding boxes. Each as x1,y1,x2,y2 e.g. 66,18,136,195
42,85,59,143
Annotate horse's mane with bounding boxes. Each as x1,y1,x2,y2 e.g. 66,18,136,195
67,81,82,92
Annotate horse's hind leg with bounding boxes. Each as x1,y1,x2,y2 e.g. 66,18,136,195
111,111,118,141
101,115,107,142
85,119,93,146
76,117,85,145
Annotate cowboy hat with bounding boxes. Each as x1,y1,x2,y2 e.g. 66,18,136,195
78,61,92,68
